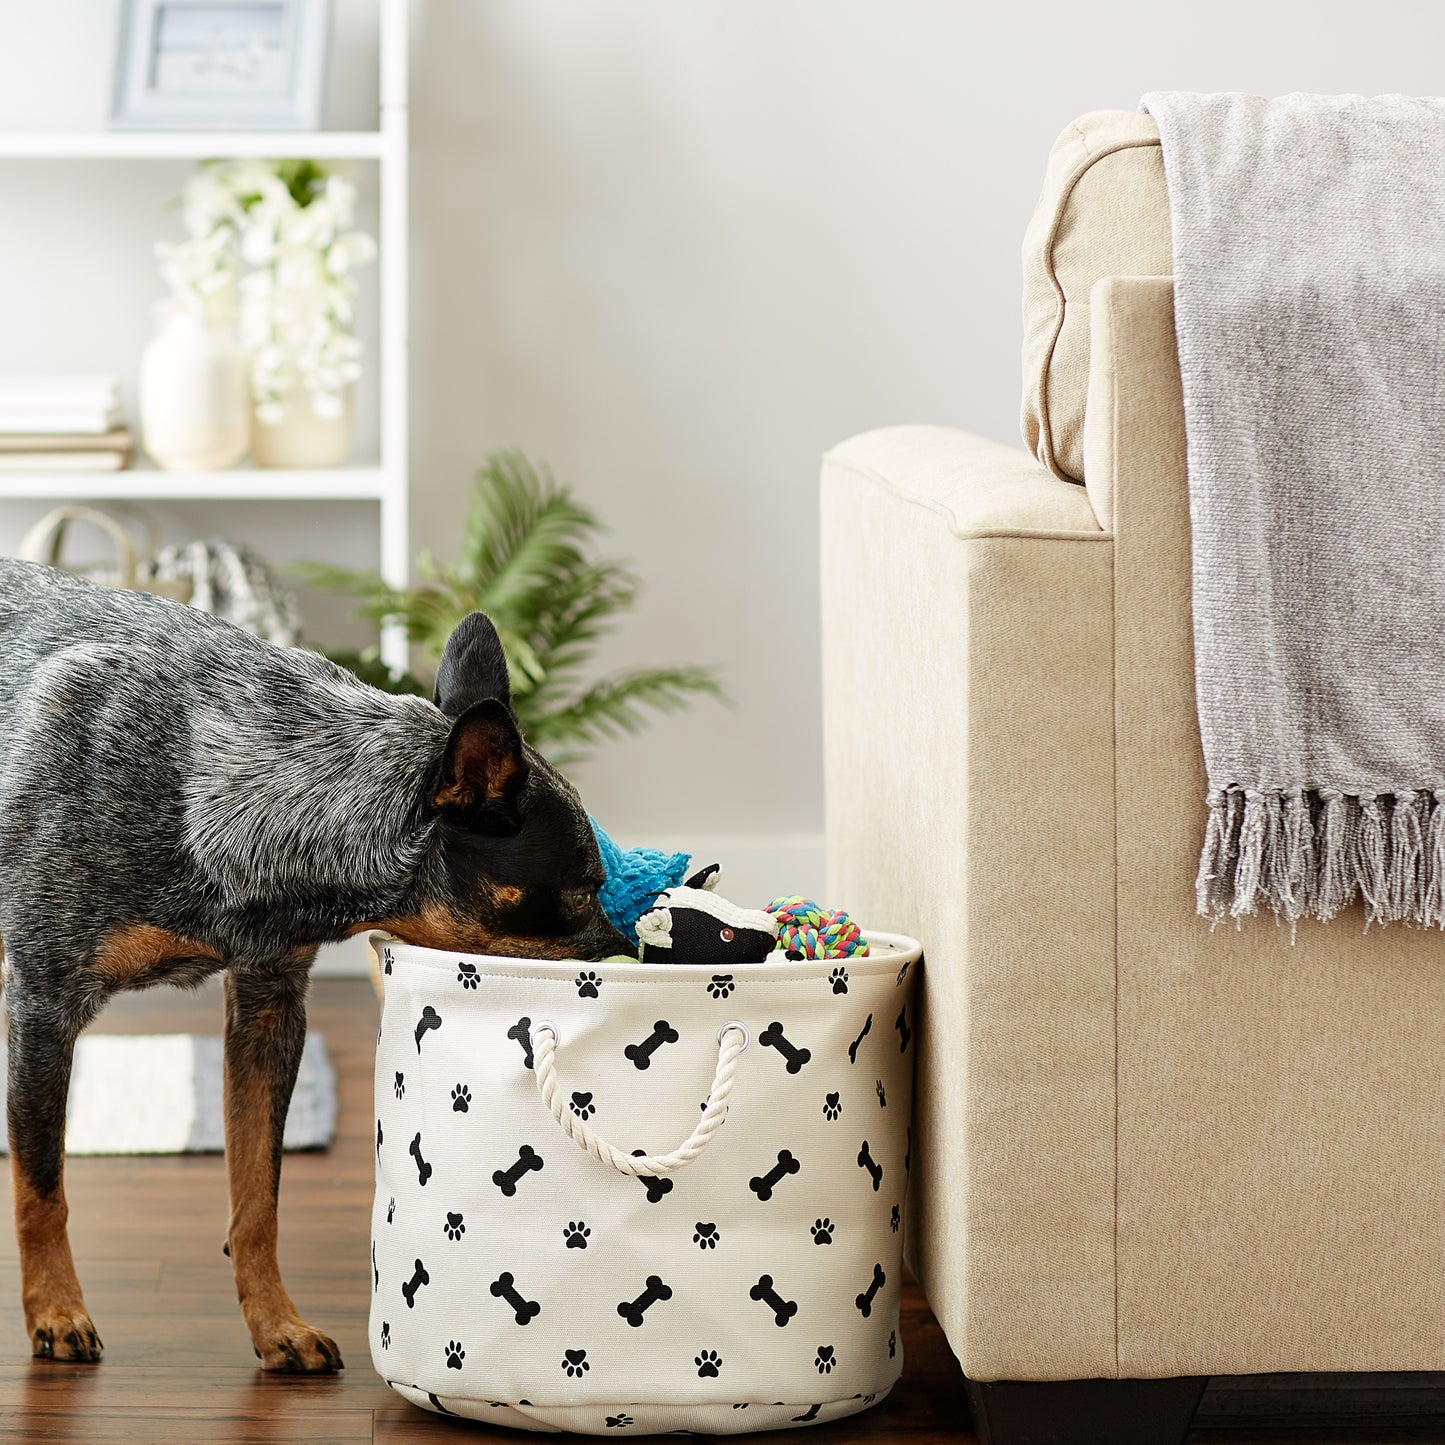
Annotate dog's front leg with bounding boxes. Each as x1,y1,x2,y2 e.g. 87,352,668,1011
6,995,103,1362
222,961,342,1372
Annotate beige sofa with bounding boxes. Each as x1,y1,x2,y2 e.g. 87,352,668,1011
821,111,1445,1445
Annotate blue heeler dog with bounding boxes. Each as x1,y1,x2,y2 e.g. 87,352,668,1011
0,559,628,1371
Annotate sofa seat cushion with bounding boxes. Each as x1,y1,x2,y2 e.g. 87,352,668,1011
1020,110,1171,484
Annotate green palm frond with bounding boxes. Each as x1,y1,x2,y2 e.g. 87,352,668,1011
306,450,724,760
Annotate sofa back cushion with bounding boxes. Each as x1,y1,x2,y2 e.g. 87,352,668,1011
1020,110,1171,484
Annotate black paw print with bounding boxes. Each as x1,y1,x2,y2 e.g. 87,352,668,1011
562,1348,590,1377
695,1349,722,1378
382,947,394,975
810,1217,834,1245
876,1079,887,1108
576,970,602,999
380,1320,391,1349
386,1196,395,1224
457,960,479,990
888,1330,897,1359
707,974,735,999
693,1221,720,1249
444,1211,466,1240
564,1221,591,1249
829,966,849,995
570,1091,596,1120
606,1415,633,1429
451,1083,471,1113
890,1204,901,1233
896,960,911,986
815,1345,837,1374
823,1092,842,1122
393,1071,405,1099
445,1340,465,1369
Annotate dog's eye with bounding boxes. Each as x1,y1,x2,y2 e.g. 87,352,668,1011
719,927,735,943
565,888,595,914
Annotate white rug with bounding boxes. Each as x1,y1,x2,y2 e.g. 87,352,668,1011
0,1033,336,1154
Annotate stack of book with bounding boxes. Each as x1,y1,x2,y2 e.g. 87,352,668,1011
0,377,133,472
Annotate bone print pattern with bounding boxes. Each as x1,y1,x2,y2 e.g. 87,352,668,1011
370,935,919,1434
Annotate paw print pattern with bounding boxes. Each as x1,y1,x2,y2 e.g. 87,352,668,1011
876,1079,887,1108
896,959,911,986
444,1211,466,1240
707,974,735,999
576,970,602,999
693,1221,720,1249
815,1345,837,1374
891,1204,901,1233
445,1340,465,1370
564,1221,591,1249
605,1415,633,1429
829,966,849,995
570,1091,596,1120
810,1217,834,1245
888,1330,897,1359
380,1320,391,1349
456,960,479,989
823,1092,842,1122
386,1196,395,1224
562,1348,590,1377
451,1083,471,1113
695,1349,722,1377
382,946,394,975
393,1070,405,1098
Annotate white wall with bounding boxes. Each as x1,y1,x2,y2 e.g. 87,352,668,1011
5,0,1445,911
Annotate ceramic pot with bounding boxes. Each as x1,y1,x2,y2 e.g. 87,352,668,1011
250,393,352,468
138,307,249,471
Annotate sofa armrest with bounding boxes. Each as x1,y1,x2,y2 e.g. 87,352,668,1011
820,424,1118,1380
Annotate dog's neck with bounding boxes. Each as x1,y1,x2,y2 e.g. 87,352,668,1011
182,671,448,919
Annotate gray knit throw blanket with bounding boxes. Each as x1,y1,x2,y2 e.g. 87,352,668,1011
1141,91,1445,928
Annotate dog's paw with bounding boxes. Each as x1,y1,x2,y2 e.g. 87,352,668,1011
255,1320,344,1373
29,1306,103,1363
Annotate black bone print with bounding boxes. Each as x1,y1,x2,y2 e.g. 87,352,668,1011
758,1021,811,1074
414,1005,442,1053
489,1270,542,1325
409,1131,433,1186
508,1016,535,1070
855,1262,886,1317
492,1144,544,1197
624,1019,680,1070
748,1148,801,1202
401,1257,430,1308
617,1274,673,1327
792,1404,822,1423
428,1392,459,1416
748,1273,799,1326
896,1004,912,1052
371,1240,378,1291
631,1150,674,1203
375,1118,383,1159
848,1013,873,1064
857,1139,883,1191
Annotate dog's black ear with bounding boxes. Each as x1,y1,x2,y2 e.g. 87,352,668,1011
435,612,511,717
432,699,529,831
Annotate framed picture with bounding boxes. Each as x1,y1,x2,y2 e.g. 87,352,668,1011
111,0,332,131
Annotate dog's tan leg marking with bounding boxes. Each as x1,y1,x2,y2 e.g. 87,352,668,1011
221,968,342,1373
12,1168,102,1362
90,923,221,988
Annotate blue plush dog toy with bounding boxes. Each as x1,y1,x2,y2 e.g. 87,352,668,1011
589,818,693,948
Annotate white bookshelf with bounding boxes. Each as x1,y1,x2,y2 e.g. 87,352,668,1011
0,0,410,671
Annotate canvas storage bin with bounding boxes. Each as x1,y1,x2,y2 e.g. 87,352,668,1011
369,931,922,1435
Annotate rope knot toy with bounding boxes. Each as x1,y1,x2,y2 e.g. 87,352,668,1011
766,896,869,959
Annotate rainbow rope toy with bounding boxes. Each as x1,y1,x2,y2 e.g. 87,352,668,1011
766,896,870,959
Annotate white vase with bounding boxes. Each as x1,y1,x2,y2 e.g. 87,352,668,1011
138,308,249,471
250,394,352,469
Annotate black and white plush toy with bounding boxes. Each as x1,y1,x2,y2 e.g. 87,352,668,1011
636,865,780,964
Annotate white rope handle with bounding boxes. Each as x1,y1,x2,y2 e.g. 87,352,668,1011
531,1021,749,1177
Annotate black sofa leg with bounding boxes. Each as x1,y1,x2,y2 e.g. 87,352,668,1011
965,1375,1208,1445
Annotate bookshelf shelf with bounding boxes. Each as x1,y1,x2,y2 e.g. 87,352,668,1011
0,466,392,502
0,131,388,161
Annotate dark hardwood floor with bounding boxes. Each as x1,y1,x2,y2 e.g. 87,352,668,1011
3,977,1443,1443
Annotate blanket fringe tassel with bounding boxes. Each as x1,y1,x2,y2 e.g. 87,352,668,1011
1197,785,1445,929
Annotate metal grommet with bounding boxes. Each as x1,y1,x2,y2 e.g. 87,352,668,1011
533,1019,561,1048
718,1020,750,1052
